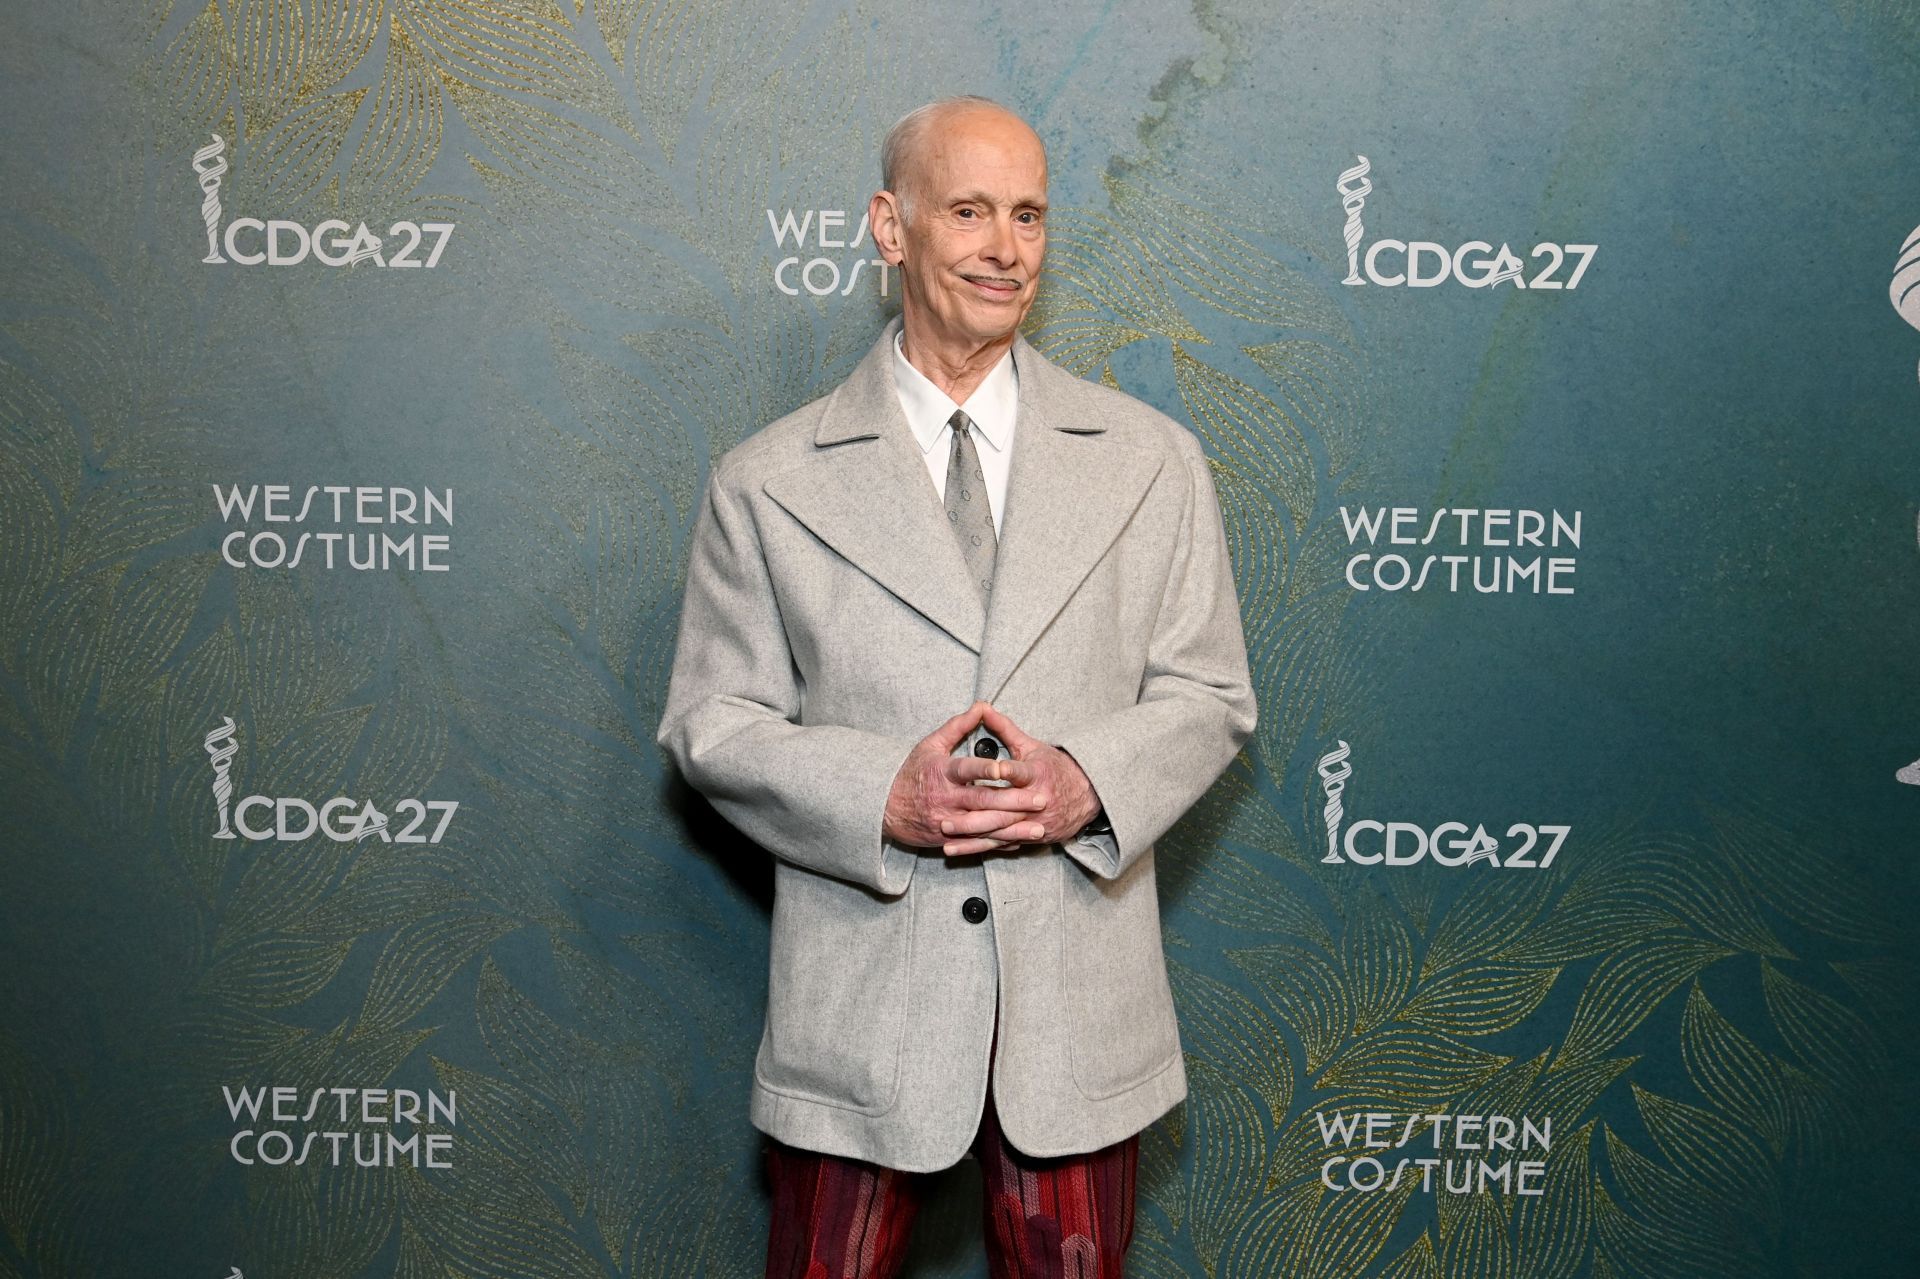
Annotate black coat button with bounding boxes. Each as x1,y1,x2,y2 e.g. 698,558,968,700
973,736,1000,759
962,897,989,923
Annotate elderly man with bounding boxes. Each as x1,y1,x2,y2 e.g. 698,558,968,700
657,96,1256,1278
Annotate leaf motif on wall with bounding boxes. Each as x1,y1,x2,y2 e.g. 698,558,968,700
199,934,352,1008
1707,804,1893,947
1168,959,1293,1119
400,1148,606,1279
1106,175,1347,335
1210,1177,1321,1279
1630,1083,1774,1210
1553,935,1732,1069
545,936,676,1070
1172,344,1314,538
1031,208,1204,344
1253,590,1372,784
236,573,371,750
356,910,518,1033
345,19,446,214
401,0,622,124
1341,907,1414,1036
1182,1056,1271,1277
1507,835,1785,966
1181,843,1333,947
258,702,372,800
578,1067,670,1266
1403,965,1560,1037
1318,1029,1510,1107
1376,1233,1441,1279
1439,1191,1513,1279
1422,872,1554,979
473,958,591,1123
429,1057,589,1217
97,556,214,711
1510,1118,1593,1279
1244,340,1370,485
1758,960,1891,1096
59,481,206,576
159,2,237,139
251,86,368,205
1229,942,1351,1072
1451,1049,1550,1131
1526,1053,1636,1131
1022,304,1153,378
1680,983,1790,1155
1294,1166,1419,1279
1592,1176,1727,1279
1138,1118,1187,1234
1601,1126,1764,1274
356,669,450,804
436,69,653,215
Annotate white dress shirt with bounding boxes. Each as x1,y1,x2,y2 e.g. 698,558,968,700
892,329,1017,536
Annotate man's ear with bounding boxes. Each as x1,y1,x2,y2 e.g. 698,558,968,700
869,189,906,266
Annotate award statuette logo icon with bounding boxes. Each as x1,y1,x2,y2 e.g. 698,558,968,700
1317,740,1353,863
192,134,228,265
1336,157,1372,287
205,717,238,838
1890,225,1920,786
1889,223,1920,377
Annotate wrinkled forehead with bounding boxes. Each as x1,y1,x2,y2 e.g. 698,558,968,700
913,108,1048,200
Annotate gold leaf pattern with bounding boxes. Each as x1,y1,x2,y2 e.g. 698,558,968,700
357,912,519,1033
1319,1029,1511,1107
1403,965,1561,1037
1554,935,1733,1069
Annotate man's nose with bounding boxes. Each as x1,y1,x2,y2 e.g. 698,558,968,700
981,214,1018,267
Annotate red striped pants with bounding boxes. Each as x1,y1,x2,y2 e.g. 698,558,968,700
762,1052,1140,1278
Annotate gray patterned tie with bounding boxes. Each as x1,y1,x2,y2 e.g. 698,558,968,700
943,409,997,601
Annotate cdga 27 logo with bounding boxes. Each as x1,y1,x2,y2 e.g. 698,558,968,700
1336,156,1595,290
191,134,454,269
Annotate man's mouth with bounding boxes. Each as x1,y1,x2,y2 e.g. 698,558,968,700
962,274,1022,295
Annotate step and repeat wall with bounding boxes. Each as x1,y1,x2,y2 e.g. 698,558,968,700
2,1,1916,1276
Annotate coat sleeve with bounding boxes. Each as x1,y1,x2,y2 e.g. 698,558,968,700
656,463,920,896
1054,430,1257,881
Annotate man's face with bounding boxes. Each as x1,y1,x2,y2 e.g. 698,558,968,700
879,107,1048,352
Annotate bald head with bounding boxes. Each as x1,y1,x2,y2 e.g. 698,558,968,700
881,96,1046,222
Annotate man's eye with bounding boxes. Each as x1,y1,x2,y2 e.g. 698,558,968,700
956,208,976,219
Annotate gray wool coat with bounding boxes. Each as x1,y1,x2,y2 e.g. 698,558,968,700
657,315,1256,1172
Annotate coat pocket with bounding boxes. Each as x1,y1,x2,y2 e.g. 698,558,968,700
1062,846,1181,1099
755,863,915,1115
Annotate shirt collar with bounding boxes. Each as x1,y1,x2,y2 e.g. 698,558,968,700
892,329,1019,456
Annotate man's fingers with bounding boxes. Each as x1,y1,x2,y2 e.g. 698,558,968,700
943,836,1013,857
944,755,1004,785
980,703,1039,753
925,701,991,752
940,810,1044,838
943,819,1047,857
944,755,1039,787
987,758,1038,788
952,782,1046,812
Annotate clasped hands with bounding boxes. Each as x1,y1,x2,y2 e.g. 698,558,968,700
883,702,1103,858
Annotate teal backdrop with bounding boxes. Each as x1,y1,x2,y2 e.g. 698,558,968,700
1,1,1917,1276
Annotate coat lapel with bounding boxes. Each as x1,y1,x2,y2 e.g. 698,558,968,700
973,334,1164,703
758,321,1164,683
761,319,987,652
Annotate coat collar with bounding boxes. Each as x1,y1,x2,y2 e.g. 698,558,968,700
762,316,1163,701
